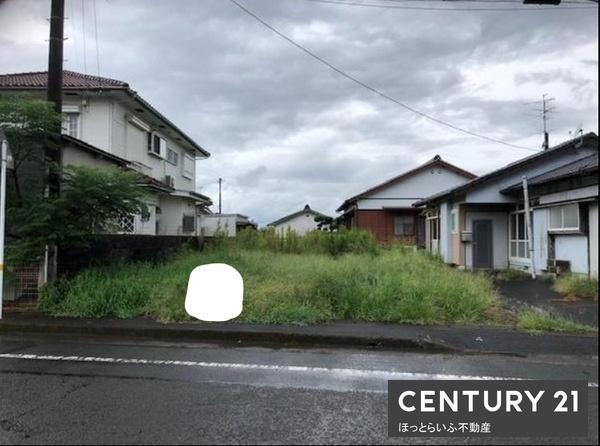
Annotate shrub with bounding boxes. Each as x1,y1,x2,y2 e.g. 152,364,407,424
518,311,597,333
217,227,379,257
554,274,598,300
39,246,499,325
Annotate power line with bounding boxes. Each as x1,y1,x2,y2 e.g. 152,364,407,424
81,0,87,74
68,0,79,70
302,0,597,11
229,0,537,152
92,0,100,75
375,0,592,4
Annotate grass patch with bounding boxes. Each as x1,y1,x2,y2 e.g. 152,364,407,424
554,274,598,300
39,230,501,325
494,268,531,281
517,311,597,334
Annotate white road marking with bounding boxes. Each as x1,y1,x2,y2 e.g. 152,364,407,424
0,352,597,387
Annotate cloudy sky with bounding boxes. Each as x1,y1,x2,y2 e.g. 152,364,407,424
0,0,598,224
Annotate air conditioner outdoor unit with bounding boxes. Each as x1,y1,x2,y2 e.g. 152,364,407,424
165,175,175,188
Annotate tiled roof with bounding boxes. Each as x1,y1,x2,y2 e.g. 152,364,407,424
414,132,599,207
0,70,128,89
0,70,210,157
501,152,599,193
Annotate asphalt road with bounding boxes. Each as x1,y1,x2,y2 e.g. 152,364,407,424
0,332,597,445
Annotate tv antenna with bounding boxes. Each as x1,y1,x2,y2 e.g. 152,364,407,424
569,123,584,147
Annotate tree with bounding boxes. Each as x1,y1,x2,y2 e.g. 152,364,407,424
1,96,148,263
0,95,62,207
314,214,346,232
9,165,148,263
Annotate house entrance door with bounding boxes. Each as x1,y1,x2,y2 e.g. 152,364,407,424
473,220,493,269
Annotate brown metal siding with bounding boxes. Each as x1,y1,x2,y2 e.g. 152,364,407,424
355,209,420,245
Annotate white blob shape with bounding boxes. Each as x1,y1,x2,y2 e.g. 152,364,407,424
184,263,244,322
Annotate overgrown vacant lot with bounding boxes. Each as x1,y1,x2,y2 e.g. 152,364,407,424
40,230,503,325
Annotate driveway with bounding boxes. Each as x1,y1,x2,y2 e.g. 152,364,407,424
497,278,598,327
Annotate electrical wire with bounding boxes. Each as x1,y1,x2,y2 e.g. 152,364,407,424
302,0,597,11
81,0,87,74
93,0,101,75
229,0,538,152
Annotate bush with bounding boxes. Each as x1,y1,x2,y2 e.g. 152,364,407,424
554,274,598,300
223,227,379,257
517,311,596,333
39,245,499,325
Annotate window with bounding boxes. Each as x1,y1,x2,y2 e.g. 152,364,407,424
64,113,79,138
182,215,195,233
451,210,458,233
118,215,135,233
167,148,179,165
147,132,166,158
394,215,415,236
182,153,194,179
548,204,580,231
509,211,529,259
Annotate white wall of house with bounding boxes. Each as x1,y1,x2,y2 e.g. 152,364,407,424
357,167,470,210
554,235,589,274
530,186,598,276
427,145,598,273
530,206,589,275
271,213,320,235
62,145,117,169
158,195,197,236
589,202,598,279
464,211,509,270
133,194,159,236
198,215,237,237
60,91,207,238
62,94,199,192
63,97,111,152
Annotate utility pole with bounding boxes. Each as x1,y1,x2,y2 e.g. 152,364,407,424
218,178,222,214
46,0,65,282
48,0,64,115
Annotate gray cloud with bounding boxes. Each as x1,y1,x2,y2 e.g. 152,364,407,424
0,0,597,224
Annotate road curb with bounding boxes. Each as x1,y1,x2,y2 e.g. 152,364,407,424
0,319,457,353
2,316,597,357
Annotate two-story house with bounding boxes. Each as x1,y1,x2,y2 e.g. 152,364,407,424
0,70,212,236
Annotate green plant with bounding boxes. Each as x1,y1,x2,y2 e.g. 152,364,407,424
39,246,500,325
554,274,598,300
517,311,596,333
494,268,531,281
2,96,148,262
9,165,148,262
0,95,62,207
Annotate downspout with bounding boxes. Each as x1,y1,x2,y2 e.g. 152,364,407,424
522,176,536,279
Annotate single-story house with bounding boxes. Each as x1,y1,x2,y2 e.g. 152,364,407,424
267,204,330,235
414,133,598,278
198,213,257,237
337,155,476,245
